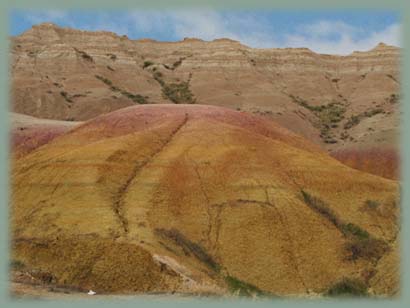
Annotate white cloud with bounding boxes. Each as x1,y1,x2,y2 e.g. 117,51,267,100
127,11,400,55
21,10,400,55
284,21,401,55
128,10,277,47
25,10,68,25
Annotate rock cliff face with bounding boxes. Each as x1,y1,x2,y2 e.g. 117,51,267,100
10,22,400,176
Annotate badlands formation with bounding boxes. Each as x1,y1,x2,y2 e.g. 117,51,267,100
9,23,401,298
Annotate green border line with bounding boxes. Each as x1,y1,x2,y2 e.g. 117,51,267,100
0,1,408,307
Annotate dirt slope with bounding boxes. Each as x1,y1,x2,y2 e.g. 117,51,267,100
10,104,399,297
10,112,81,158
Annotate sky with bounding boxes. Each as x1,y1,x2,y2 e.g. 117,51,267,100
10,9,401,55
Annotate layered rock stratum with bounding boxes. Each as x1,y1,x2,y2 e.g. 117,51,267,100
10,23,401,179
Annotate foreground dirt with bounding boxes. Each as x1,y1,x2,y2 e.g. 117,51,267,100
10,104,400,298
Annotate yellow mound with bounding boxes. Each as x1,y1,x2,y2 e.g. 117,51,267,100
11,105,399,296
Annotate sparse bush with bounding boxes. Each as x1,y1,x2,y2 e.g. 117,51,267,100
301,190,341,227
388,94,399,104
341,223,369,240
172,58,184,69
121,90,147,104
143,61,154,69
74,48,93,62
154,228,219,272
344,108,384,129
95,75,147,104
325,278,368,297
10,259,25,270
81,52,93,62
95,75,113,86
153,71,165,86
162,82,196,104
345,238,388,261
224,275,268,297
289,96,346,142
365,200,380,210
60,91,73,103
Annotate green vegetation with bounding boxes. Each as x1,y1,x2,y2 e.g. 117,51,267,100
10,259,25,270
143,61,154,69
153,71,164,86
60,91,73,103
289,95,346,143
345,237,388,261
301,190,341,228
300,190,388,262
151,71,196,104
95,75,113,86
154,228,220,272
107,53,117,60
95,75,148,104
341,223,369,240
172,58,184,69
224,275,268,297
344,108,384,129
325,278,368,297
365,199,380,210
74,48,94,62
162,82,196,104
388,93,400,104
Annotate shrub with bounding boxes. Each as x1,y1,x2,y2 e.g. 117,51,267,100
365,200,380,210
345,238,388,261
153,71,165,86
60,91,73,103
95,75,147,104
143,61,154,69
162,82,196,104
81,52,93,62
95,75,113,86
10,259,25,270
121,90,147,104
289,96,346,142
341,223,369,240
172,58,183,69
389,94,399,104
344,116,360,129
344,108,384,129
301,190,341,228
325,278,368,297
224,275,268,297
154,228,219,272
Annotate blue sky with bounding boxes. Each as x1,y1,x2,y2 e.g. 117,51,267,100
10,9,401,55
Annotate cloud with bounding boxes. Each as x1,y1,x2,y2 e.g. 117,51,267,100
24,10,68,25
17,10,401,55
126,11,400,55
284,21,401,55
128,10,277,47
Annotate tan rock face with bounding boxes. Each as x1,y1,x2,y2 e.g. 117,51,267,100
10,22,400,175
